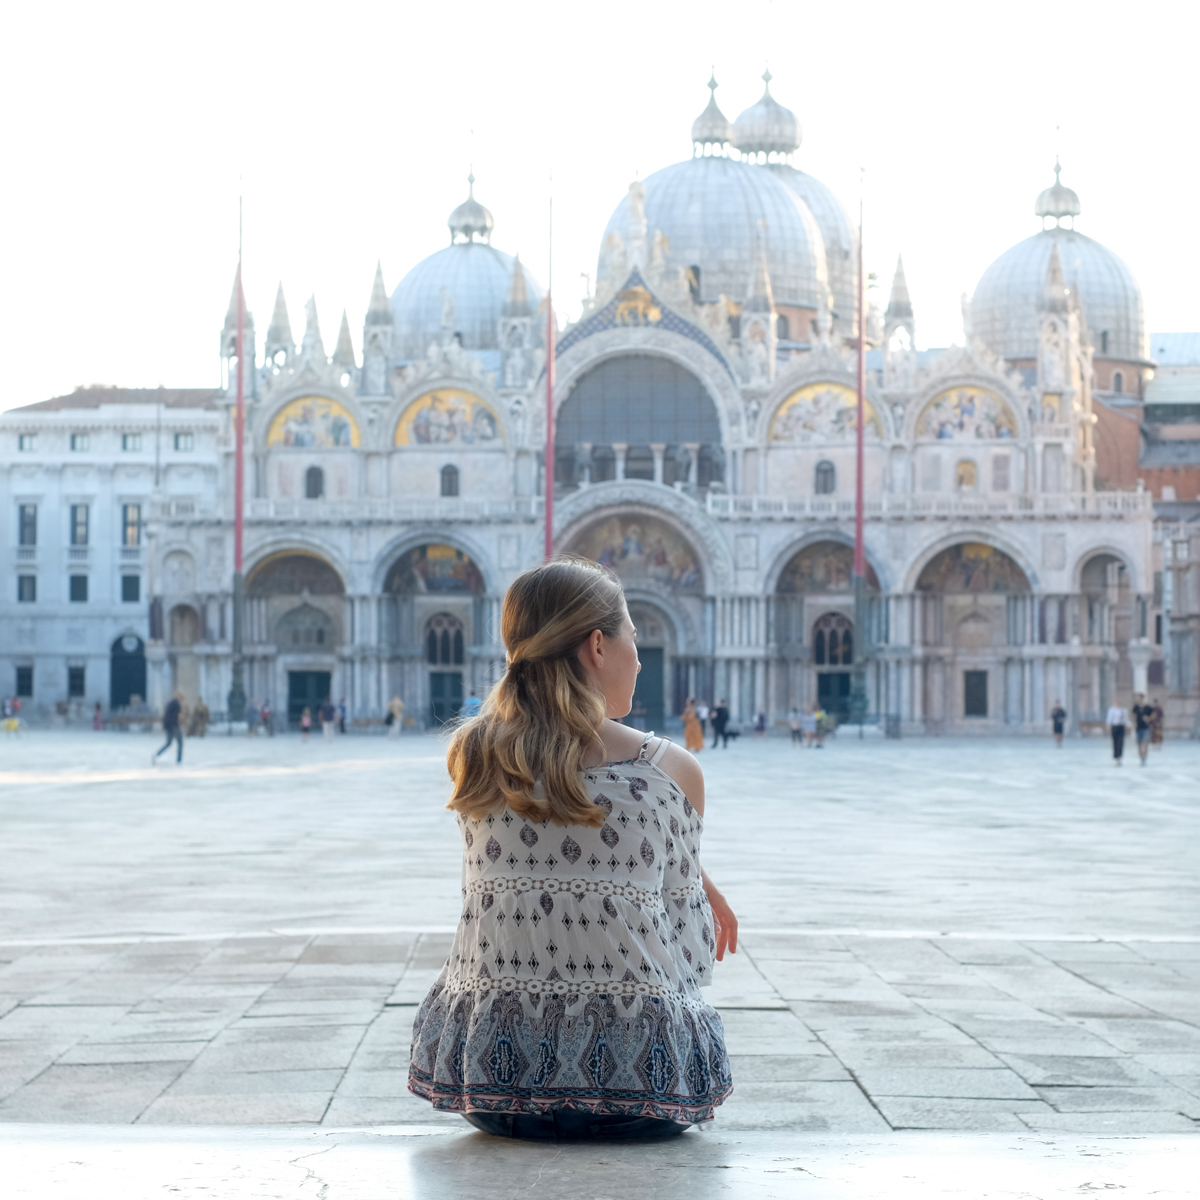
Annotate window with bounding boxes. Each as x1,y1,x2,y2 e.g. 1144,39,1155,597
440,464,459,497
425,613,465,665
305,466,324,499
1113,371,1124,395
18,575,36,602
992,454,1010,492
776,314,790,341
18,504,37,546
122,504,142,546
121,575,141,603
122,432,142,451
69,575,88,602
174,432,194,451
70,433,89,452
955,460,978,491
964,670,988,717
16,666,32,697
68,666,85,697
814,628,826,664
18,434,35,451
70,504,89,546
814,460,836,495
1155,612,1162,644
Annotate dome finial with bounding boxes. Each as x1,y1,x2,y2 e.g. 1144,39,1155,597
1034,159,1081,228
733,70,800,159
449,170,494,244
762,67,773,88
691,70,733,156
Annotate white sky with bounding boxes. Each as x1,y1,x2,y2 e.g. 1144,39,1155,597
2,0,1196,412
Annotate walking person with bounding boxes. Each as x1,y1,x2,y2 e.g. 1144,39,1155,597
338,698,348,735
1131,693,1153,766
1105,700,1129,766
1150,698,1164,750
244,700,260,735
682,697,704,752
153,691,184,765
407,557,735,1138
1050,700,1067,746
260,700,273,736
320,698,337,740
788,708,803,745
802,705,818,747
92,702,103,731
696,699,709,743
300,706,312,742
711,698,730,748
387,695,405,737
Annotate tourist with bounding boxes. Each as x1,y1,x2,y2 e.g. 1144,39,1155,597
460,692,482,720
696,699,709,740
1105,699,1129,767
1050,700,1067,746
338,698,347,734
387,695,405,736
802,705,818,747
788,709,803,745
244,700,260,735
813,704,828,748
1131,693,1153,766
320,698,337,740
300,706,312,742
260,700,273,736
754,711,767,738
1150,698,1164,749
153,691,184,765
407,557,735,1139
190,698,210,737
711,698,730,748
92,702,103,731
682,697,703,752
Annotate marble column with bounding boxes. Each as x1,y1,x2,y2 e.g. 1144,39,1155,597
613,443,628,481
651,443,666,486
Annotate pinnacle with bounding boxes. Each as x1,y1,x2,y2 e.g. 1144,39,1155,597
334,310,356,367
366,262,393,325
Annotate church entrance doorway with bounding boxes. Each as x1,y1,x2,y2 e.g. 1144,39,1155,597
429,671,463,725
817,672,851,723
110,634,146,709
628,647,664,731
288,670,331,727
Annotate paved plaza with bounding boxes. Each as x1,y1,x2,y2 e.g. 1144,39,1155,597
0,729,1197,1195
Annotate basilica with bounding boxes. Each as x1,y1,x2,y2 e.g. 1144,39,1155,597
5,73,1191,735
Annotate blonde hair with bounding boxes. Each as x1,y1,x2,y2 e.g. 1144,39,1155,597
446,556,626,828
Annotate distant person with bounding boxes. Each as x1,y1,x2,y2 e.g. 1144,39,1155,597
754,712,767,738
1105,700,1128,767
189,699,210,738
696,700,710,740
260,700,273,736
1150,698,1164,749
682,698,703,752
244,700,260,735
711,699,730,748
802,706,818,746
300,706,312,742
320,698,337,740
461,692,482,720
1050,700,1067,746
92,702,103,731
1131,693,1153,766
154,691,184,765
387,695,405,737
813,705,828,748
338,698,347,735
788,709,803,745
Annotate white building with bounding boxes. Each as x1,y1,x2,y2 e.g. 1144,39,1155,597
1,75,1163,733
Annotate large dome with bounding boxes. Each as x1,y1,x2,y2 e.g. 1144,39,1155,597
597,155,829,312
767,164,856,322
970,166,1145,363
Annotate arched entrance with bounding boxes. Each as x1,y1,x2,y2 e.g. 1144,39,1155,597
1079,552,1134,714
916,542,1031,725
246,551,345,726
110,634,146,709
168,604,201,704
383,544,486,727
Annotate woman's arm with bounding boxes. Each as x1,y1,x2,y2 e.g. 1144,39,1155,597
701,867,738,961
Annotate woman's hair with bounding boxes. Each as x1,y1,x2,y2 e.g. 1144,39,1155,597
446,556,626,827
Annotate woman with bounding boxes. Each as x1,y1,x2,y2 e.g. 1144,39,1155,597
300,706,312,742
409,557,736,1139
682,697,704,752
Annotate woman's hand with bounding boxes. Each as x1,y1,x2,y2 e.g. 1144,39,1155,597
701,869,738,961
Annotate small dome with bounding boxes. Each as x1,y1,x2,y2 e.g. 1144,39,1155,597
691,72,733,152
1035,159,1081,224
732,70,801,158
448,172,494,244
597,154,829,312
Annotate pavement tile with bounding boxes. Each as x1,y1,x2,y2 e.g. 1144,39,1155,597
1018,1109,1200,1133
1074,1019,1200,1053
334,1068,419,1097
322,1094,463,1126
56,1041,210,1065
715,1081,890,1131
1036,1084,1200,1112
139,1092,332,1124
726,1055,850,1083
851,1067,1038,1099
166,1068,344,1096
1134,1053,1200,1076
873,1096,1053,1130
998,1053,1168,1087
820,1043,1005,1069
0,1061,186,1122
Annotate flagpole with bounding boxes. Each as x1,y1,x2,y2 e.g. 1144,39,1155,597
227,196,247,727
544,187,555,563
850,172,868,730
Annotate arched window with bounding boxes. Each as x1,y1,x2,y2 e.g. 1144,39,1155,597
814,460,836,494
812,613,854,667
841,628,853,664
440,464,459,496
828,628,840,664
1113,371,1124,395
955,460,978,491
776,314,790,342
814,629,826,665
425,612,466,665
305,466,324,499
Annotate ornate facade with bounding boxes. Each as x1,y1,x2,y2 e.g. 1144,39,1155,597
4,74,1176,733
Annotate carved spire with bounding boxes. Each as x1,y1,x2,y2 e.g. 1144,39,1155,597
333,310,355,367
886,255,913,322
745,222,775,312
503,255,532,317
1041,244,1070,314
264,283,293,363
301,295,325,361
691,70,733,155
365,261,393,326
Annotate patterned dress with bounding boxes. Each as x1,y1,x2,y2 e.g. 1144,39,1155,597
408,735,733,1125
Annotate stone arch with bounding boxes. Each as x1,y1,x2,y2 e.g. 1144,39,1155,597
914,541,1032,594
766,534,884,595
261,392,362,451
393,386,505,448
1073,546,1139,595
276,603,336,648
561,509,706,597
904,377,1026,443
766,380,886,446
903,531,1038,594
168,604,201,646
424,612,465,665
384,544,486,596
246,551,346,597
372,529,497,596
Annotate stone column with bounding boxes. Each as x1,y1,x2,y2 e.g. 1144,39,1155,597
1128,637,1153,695
651,443,666,485
685,443,700,487
613,443,628,481
579,443,592,486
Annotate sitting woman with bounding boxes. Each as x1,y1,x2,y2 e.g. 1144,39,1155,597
408,557,736,1139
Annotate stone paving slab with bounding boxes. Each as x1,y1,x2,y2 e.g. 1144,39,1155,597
4,1124,1198,1200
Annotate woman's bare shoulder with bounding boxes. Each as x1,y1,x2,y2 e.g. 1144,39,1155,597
655,740,706,817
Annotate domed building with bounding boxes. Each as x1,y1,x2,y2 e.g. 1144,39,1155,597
1,73,1166,739
971,162,1149,397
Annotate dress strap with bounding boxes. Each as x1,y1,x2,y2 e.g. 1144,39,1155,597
638,732,671,767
